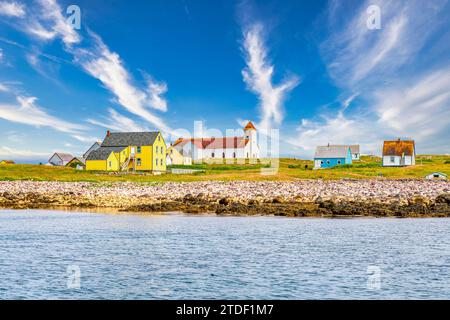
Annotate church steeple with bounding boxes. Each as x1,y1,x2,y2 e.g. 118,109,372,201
244,121,257,131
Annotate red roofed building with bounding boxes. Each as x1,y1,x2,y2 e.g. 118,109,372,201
382,139,416,167
171,121,260,162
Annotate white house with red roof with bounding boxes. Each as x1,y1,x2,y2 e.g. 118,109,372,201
171,121,260,162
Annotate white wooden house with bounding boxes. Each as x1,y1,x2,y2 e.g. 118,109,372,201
172,121,260,162
48,152,74,166
382,139,416,167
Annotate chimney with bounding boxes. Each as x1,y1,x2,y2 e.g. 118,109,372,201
106,130,111,137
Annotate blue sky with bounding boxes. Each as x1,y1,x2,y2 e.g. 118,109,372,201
0,0,449,162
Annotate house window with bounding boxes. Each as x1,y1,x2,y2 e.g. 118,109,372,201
156,146,159,154
222,152,225,158
327,160,330,165
158,136,161,141
160,159,163,166
321,161,324,165
137,158,141,166
233,152,236,158
108,161,112,167
155,158,158,166
137,146,141,154
212,153,215,158
247,152,249,158
390,156,395,163
338,160,341,164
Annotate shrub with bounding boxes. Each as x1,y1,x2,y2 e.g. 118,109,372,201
444,160,450,164
333,164,353,169
353,162,382,168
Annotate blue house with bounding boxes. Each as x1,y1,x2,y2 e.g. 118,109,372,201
314,145,352,169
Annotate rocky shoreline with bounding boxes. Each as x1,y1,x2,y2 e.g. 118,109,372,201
1,180,450,217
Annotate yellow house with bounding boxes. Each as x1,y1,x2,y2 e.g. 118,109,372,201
0,160,15,165
166,146,192,166
86,131,166,173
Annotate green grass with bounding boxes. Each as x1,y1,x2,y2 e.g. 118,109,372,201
0,155,449,182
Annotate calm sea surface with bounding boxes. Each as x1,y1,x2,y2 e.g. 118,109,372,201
1,210,449,299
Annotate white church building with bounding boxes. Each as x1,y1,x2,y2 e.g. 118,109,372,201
171,121,260,162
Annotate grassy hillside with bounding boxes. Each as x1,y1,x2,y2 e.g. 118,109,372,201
0,155,449,182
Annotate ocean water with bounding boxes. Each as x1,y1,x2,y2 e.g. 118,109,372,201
0,210,449,299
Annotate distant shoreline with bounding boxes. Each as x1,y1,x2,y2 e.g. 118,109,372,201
1,180,449,217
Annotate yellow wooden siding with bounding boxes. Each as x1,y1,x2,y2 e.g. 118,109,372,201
152,133,166,171
107,152,120,171
167,146,184,165
85,132,166,172
134,145,153,171
86,160,107,171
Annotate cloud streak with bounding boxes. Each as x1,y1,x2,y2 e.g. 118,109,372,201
87,108,148,133
0,146,48,160
1,0,172,135
24,0,80,46
321,0,448,90
0,95,85,133
70,32,170,132
291,0,450,157
0,1,25,17
242,23,299,132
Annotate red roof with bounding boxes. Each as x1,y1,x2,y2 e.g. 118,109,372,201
205,137,249,149
244,121,257,131
173,137,249,149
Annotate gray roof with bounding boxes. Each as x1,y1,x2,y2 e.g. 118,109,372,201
101,132,160,147
314,145,350,158
83,141,101,159
86,147,126,160
50,152,74,162
329,145,360,154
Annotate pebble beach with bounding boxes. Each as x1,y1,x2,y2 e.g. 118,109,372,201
1,180,450,217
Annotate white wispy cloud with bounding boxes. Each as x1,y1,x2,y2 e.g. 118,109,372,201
321,0,448,90
1,0,171,134
0,1,25,17
87,108,148,132
242,23,299,132
25,52,64,86
289,111,380,155
146,77,168,112
71,134,100,143
71,32,171,132
290,0,450,157
374,68,450,148
0,95,85,133
0,83,9,92
0,146,48,160
24,0,80,45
